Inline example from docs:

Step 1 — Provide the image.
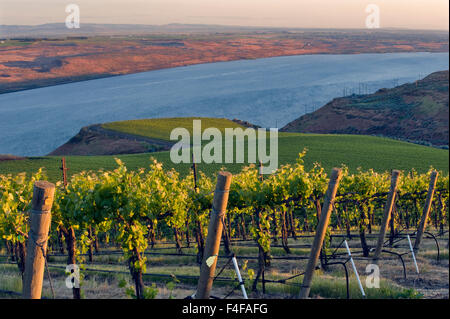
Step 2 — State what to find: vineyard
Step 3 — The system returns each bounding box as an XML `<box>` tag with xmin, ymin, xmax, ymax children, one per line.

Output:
<box><xmin>0</xmin><ymin>151</ymin><xmax>448</xmax><ymax>299</ymax></box>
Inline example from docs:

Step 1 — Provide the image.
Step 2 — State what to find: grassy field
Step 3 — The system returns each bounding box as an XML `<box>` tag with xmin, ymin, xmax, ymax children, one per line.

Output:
<box><xmin>0</xmin><ymin>40</ymin><xmax>34</xmax><ymax>47</ymax></box>
<box><xmin>0</xmin><ymin>118</ymin><xmax>448</xmax><ymax>299</ymax></box>
<box><xmin>1</xmin><ymin>233</ymin><xmax>447</xmax><ymax>299</ymax></box>
<box><xmin>0</xmin><ymin>132</ymin><xmax>448</xmax><ymax>182</ymax></box>
<box><xmin>102</xmin><ymin>117</ymin><xmax>246</xmax><ymax>141</ymax></box>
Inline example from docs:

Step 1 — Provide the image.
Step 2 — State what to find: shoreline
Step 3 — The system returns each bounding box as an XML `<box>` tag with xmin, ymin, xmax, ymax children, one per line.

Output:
<box><xmin>1</xmin><ymin>49</ymin><xmax>448</xmax><ymax>96</ymax></box>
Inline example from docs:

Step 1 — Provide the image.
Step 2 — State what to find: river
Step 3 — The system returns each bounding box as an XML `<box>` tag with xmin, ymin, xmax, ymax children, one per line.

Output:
<box><xmin>0</xmin><ymin>52</ymin><xmax>448</xmax><ymax>156</ymax></box>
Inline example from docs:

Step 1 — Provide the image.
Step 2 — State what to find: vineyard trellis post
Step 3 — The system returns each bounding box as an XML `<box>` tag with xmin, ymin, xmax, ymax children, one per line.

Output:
<box><xmin>186</xmin><ymin>154</ymin><xmax>199</xmax><ymax>249</ymax></box>
<box><xmin>60</xmin><ymin>157</ymin><xmax>68</xmax><ymax>188</ymax></box>
<box><xmin>414</xmin><ymin>171</ymin><xmax>438</xmax><ymax>252</ymax></box>
<box><xmin>259</xmin><ymin>160</ymin><xmax>263</xmax><ymax>181</ymax></box>
<box><xmin>22</xmin><ymin>181</ymin><xmax>55</xmax><ymax>299</ymax></box>
<box><xmin>299</xmin><ymin>168</ymin><xmax>342</xmax><ymax>299</ymax></box>
<box><xmin>388</xmin><ymin>203</ymin><xmax>397</xmax><ymax>247</ymax></box>
<box><xmin>56</xmin><ymin>157</ymin><xmax>68</xmax><ymax>255</ymax></box>
<box><xmin>373</xmin><ymin>170</ymin><xmax>400</xmax><ymax>262</ymax></box>
<box><xmin>192</xmin><ymin>153</ymin><xmax>198</xmax><ymax>191</ymax></box>
<box><xmin>196</xmin><ymin>171</ymin><xmax>232</xmax><ymax>299</ymax></box>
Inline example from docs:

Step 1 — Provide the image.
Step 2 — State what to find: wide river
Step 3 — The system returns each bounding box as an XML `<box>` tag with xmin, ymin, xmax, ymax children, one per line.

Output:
<box><xmin>0</xmin><ymin>52</ymin><xmax>448</xmax><ymax>156</ymax></box>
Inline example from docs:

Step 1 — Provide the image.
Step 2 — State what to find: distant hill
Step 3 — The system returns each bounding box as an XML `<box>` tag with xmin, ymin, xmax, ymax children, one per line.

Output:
<box><xmin>0</xmin><ymin>23</ymin><xmax>256</xmax><ymax>37</ymax></box>
<box><xmin>281</xmin><ymin>70</ymin><xmax>449</xmax><ymax>147</ymax></box>
<box><xmin>2</xmin><ymin>23</ymin><xmax>449</xmax><ymax>38</ymax></box>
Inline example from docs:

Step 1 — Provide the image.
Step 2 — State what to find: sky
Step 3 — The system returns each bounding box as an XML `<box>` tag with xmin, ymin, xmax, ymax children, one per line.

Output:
<box><xmin>0</xmin><ymin>0</ymin><xmax>448</xmax><ymax>30</ymax></box>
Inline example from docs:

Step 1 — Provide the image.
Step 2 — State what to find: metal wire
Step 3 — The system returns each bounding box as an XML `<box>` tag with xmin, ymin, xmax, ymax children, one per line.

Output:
<box><xmin>29</xmin><ymin>230</ymin><xmax>55</xmax><ymax>299</ymax></box>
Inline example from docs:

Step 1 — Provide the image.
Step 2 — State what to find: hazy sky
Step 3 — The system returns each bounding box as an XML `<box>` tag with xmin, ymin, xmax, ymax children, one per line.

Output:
<box><xmin>0</xmin><ymin>0</ymin><xmax>448</xmax><ymax>30</ymax></box>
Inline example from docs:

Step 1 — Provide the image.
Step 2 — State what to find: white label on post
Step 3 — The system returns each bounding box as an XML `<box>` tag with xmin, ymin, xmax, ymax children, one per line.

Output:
<box><xmin>206</xmin><ymin>255</ymin><xmax>217</xmax><ymax>268</ymax></box>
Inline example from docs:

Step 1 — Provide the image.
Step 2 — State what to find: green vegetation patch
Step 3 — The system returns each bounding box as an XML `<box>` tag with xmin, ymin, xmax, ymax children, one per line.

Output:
<box><xmin>102</xmin><ymin>117</ymin><xmax>245</xmax><ymax>141</ymax></box>
<box><xmin>0</xmin><ymin>40</ymin><xmax>34</xmax><ymax>47</ymax></box>
<box><xmin>0</xmin><ymin>133</ymin><xmax>448</xmax><ymax>182</ymax></box>
<box><xmin>267</xmin><ymin>272</ymin><xmax>422</xmax><ymax>299</ymax></box>
<box><xmin>415</xmin><ymin>96</ymin><xmax>442</xmax><ymax>116</ymax></box>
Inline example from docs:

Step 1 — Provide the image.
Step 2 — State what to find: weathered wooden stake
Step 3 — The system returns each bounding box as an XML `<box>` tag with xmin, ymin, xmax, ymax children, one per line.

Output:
<box><xmin>60</xmin><ymin>157</ymin><xmax>68</xmax><ymax>188</ymax></box>
<box><xmin>372</xmin><ymin>170</ymin><xmax>400</xmax><ymax>262</ymax></box>
<box><xmin>192</xmin><ymin>153</ymin><xmax>198</xmax><ymax>191</ymax></box>
<box><xmin>414</xmin><ymin>171</ymin><xmax>438</xmax><ymax>252</ymax></box>
<box><xmin>299</xmin><ymin>168</ymin><xmax>342</xmax><ymax>299</ymax></box>
<box><xmin>22</xmin><ymin>181</ymin><xmax>55</xmax><ymax>299</ymax></box>
<box><xmin>196</xmin><ymin>171</ymin><xmax>232</xmax><ymax>299</ymax></box>
<box><xmin>259</xmin><ymin>160</ymin><xmax>264</xmax><ymax>181</ymax></box>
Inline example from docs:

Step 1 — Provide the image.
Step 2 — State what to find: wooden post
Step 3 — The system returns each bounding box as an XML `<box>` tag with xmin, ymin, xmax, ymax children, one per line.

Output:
<box><xmin>414</xmin><ymin>171</ymin><xmax>438</xmax><ymax>252</ymax></box>
<box><xmin>388</xmin><ymin>203</ymin><xmax>397</xmax><ymax>247</ymax></box>
<box><xmin>196</xmin><ymin>171</ymin><xmax>232</xmax><ymax>299</ymax></box>
<box><xmin>299</xmin><ymin>168</ymin><xmax>342</xmax><ymax>299</ymax></box>
<box><xmin>23</xmin><ymin>181</ymin><xmax>56</xmax><ymax>299</ymax></box>
<box><xmin>192</xmin><ymin>153</ymin><xmax>198</xmax><ymax>192</ymax></box>
<box><xmin>372</xmin><ymin>170</ymin><xmax>400</xmax><ymax>262</ymax></box>
<box><xmin>60</xmin><ymin>157</ymin><xmax>68</xmax><ymax>188</ymax></box>
<box><xmin>259</xmin><ymin>160</ymin><xmax>263</xmax><ymax>181</ymax></box>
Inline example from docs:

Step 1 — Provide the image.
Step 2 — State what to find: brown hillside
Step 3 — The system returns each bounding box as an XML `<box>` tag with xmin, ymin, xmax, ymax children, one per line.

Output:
<box><xmin>1</xmin><ymin>30</ymin><xmax>448</xmax><ymax>94</ymax></box>
<box><xmin>281</xmin><ymin>70</ymin><xmax>449</xmax><ymax>146</ymax></box>
<box><xmin>49</xmin><ymin>125</ymin><xmax>172</xmax><ymax>156</ymax></box>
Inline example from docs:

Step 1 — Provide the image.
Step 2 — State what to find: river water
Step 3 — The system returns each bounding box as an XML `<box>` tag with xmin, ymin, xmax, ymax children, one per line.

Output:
<box><xmin>0</xmin><ymin>52</ymin><xmax>448</xmax><ymax>156</ymax></box>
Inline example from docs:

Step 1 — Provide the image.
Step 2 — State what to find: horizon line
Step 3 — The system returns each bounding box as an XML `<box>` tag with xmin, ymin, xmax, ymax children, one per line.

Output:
<box><xmin>0</xmin><ymin>22</ymin><xmax>448</xmax><ymax>33</ymax></box>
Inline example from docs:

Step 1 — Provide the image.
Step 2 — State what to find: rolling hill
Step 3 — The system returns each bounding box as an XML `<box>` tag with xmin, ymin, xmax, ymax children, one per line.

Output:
<box><xmin>0</xmin><ymin>117</ymin><xmax>448</xmax><ymax>182</ymax></box>
<box><xmin>281</xmin><ymin>70</ymin><xmax>449</xmax><ymax>147</ymax></box>
<box><xmin>49</xmin><ymin>118</ymin><xmax>248</xmax><ymax>156</ymax></box>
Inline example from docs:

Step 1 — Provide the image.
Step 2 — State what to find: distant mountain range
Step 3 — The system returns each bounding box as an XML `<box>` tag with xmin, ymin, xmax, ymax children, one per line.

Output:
<box><xmin>0</xmin><ymin>23</ymin><xmax>260</xmax><ymax>37</ymax></box>
<box><xmin>281</xmin><ymin>70</ymin><xmax>449</xmax><ymax>147</ymax></box>
<box><xmin>1</xmin><ymin>23</ymin><xmax>449</xmax><ymax>38</ymax></box>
